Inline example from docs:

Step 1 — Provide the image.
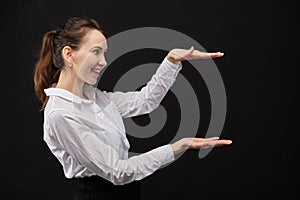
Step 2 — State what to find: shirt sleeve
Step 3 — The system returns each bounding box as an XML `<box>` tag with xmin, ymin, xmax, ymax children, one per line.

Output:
<box><xmin>48</xmin><ymin>110</ymin><xmax>175</xmax><ymax>185</ymax></box>
<box><xmin>100</xmin><ymin>57</ymin><xmax>182</xmax><ymax>118</ymax></box>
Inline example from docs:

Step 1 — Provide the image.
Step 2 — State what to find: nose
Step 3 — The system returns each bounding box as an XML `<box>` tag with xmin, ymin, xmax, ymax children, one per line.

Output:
<box><xmin>97</xmin><ymin>56</ymin><xmax>107</xmax><ymax>67</ymax></box>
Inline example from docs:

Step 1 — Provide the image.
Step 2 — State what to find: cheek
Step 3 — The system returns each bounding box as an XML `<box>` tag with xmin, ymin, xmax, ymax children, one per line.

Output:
<box><xmin>81</xmin><ymin>54</ymin><xmax>98</xmax><ymax>67</ymax></box>
<box><xmin>74</xmin><ymin>53</ymin><xmax>99</xmax><ymax>80</ymax></box>
<box><xmin>76</xmin><ymin>56</ymin><xmax>95</xmax><ymax>72</ymax></box>
<box><xmin>77</xmin><ymin>63</ymin><xmax>92</xmax><ymax>77</ymax></box>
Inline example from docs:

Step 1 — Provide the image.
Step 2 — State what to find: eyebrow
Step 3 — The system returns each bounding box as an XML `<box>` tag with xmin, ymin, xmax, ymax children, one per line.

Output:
<box><xmin>93</xmin><ymin>46</ymin><xmax>108</xmax><ymax>52</ymax></box>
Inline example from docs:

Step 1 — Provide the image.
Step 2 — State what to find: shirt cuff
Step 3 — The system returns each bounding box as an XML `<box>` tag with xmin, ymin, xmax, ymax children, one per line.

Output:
<box><xmin>163</xmin><ymin>57</ymin><xmax>182</xmax><ymax>71</ymax></box>
<box><xmin>156</xmin><ymin>144</ymin><xmax>175</xmax><ymax>166</ymax></box>
<box><xmin>156</xmin><ymin>57</ymin><xmax>182</xmax><ymax>81</ymax></box>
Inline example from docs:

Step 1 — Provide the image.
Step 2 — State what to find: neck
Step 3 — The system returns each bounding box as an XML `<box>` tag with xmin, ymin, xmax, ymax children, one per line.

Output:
<box><xmin>56</xmin><ymin>69</ymin><xmax>86</xmax><ymax>99</ymax></box>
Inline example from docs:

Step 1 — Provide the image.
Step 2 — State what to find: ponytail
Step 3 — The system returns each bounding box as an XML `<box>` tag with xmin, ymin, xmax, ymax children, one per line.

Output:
<box><xmin>34</xmin><ymin>30</ymin><xmax>60</xmax><ymax>111</ymax></box>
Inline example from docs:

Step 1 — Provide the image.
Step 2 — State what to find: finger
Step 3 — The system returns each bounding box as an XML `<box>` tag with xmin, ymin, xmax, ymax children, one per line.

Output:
<box><xmin>193</xmin><ymin>137</ymin><xmax>220</xmax><ymax>146</ymax></box>
<box><xmin>202</xmin><ymin>139</ymin><xmax>232</xmax><ymax>148</ymax></box>
<box><xmin>189</xmin><ymin>46</ymin><xmax>194</xmax><ymax>52</ymax></box>
<box><xmin>185</xmin><ymin>46</ymin><xmax>194</xmax><ymax>57</ymax></box>
<box><xmin>208</xmin><ymin>52</ymin><xmax>224</xmax><ymax>58</ymax></box>
<box><xmin>214</xmin><ymin>140</ymin><xmax>232</xmax><ymax>146</ymax></box>
<box><xmin>205</xmin><ymin>137</ymin><xmax>220</xmax><ymax>140</ymax></box>
<box><xmin>195</xmin><ymin>137</ymin><xmax>219</xmax><ymax>142</ymax></box>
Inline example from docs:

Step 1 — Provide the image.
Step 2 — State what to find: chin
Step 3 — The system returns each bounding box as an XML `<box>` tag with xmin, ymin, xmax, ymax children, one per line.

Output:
<box><xmin>87</xmin><ymin>79</ymin><xmax>97</xmax><ymax>85</ymax></box>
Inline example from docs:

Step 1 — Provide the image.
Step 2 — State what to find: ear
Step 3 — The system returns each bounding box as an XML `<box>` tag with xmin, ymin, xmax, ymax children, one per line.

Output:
<box><xmin>62</xmin><ymin>46</ymin><xmax>73</xmax><ymax>65</ymax></box>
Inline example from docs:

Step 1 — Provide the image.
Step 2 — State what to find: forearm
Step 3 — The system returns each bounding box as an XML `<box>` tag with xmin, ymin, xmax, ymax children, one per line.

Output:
<box><xmin>105</xmin><ymin>57</ymin><xmax>182</xmax><ymax>118</ymax></box>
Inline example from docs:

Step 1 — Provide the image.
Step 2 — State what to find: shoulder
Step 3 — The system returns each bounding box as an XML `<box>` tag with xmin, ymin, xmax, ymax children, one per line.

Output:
<box><xmin>44</xmin><ymin>101</ymin><xmax>73</xmax><ymax>125</ymax></box>
<box><xmin>44</xmin><ymin>110</ymin><xmax>73</xmax><ymax>132</ymax></box>
<box><xmin>44</xmin><ymin>95</ymin><xmax>73</xmax><ymax>115</ymax></box>
<box><xmin>47</xmin><ymin>109</ymin><xmax>69</xmax><ymax>121</ymax></box>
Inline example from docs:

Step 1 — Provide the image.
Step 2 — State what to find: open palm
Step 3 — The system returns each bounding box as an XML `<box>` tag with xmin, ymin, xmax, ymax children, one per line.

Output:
<box><xmin>167</xmin><ymin>46</ymin><xmax>224</xmax><ymax>64</ymax></box>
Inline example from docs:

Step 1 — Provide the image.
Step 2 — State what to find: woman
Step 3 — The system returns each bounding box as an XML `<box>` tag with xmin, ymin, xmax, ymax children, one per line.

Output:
<box><xmin>34</xmin><ymin>16</ymin><xmax>232</xmax><ymax>200</ymax></box>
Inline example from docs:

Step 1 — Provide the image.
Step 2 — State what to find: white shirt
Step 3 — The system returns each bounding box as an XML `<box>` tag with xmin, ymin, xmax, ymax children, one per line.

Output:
<box><xmin>43</xmin><ymin>57</ymin><xmax>182</xmax><ymax>185</ymax></box>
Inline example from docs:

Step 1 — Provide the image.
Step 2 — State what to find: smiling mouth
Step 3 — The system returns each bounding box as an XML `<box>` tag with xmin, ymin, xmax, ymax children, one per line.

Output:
<box><xmin>91</xmin><ymin>68</ymin><xmax>101</xmax><ymax>74</ymax></box>
<box><xmin>92</xmin><ymin>68</ymin><xmax>101</xmax><ymax>74</ymax></box>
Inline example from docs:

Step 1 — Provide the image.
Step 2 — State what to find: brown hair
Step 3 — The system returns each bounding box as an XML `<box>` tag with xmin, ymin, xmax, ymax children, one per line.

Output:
<box><xmin>33</xmin><ymin>17</ymin><xmax>101</xmax><ymax>110</ymax></box>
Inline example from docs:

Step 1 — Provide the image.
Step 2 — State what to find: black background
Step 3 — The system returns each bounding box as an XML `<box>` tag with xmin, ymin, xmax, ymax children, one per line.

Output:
<box><xmin>1</xmin><ymin>0</ymin><xmax>298</xmax><ymax>199</ymax></box>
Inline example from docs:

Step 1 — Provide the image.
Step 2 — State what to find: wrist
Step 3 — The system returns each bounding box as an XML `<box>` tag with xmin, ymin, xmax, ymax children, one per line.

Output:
<box><xmin>171</xmin><ymin>139</ymin><xmax>188</xmax><ymax>155</ymax></box>
<box><xmin>167</xmin><ymin>53</ymin><xmax>180</xmax><ymax>65</ymax></box>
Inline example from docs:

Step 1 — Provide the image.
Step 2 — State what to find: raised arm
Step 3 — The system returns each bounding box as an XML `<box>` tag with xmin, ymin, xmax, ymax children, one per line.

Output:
<box><xmin>100</xmin><ymin>57</ymin><xmax>182</xmax><ymax>118</ymax></box>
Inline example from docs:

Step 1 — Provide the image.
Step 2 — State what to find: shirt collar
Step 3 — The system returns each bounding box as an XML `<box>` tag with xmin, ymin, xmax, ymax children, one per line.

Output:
<box><xmin>44</xmin><ymin>83</ymin><xmax>96</xmax><ymax>103</ymax></box>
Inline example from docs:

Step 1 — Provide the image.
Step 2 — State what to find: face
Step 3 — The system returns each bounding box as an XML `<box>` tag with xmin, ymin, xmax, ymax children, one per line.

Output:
<box><xmin>72</xmin><ymin>29</ymin><xmax>108</xmax><ymax>85</ymax></box>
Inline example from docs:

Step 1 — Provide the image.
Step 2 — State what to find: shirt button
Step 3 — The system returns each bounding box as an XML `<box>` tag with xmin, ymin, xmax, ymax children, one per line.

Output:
<box><xmin>98</xmin><ymin>112</ymin><xmax>105</xmax><ymax>119</ymax></box>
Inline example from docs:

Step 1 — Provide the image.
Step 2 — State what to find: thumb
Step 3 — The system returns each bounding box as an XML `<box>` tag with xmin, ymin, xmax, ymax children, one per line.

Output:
<box><xmin>186</xmin><ymin>46</ymin><xmax>194</xmax><ymax>57</ymax></box>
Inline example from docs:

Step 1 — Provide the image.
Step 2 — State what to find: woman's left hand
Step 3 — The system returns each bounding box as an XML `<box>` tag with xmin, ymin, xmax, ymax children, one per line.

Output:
<box><xmin>167</xmin><ymin>46</ymin><xmax>224</xmax><ymax>64</ymax></box>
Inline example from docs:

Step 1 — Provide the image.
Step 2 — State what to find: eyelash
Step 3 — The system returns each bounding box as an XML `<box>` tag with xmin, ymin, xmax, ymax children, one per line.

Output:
<box><xmin>93</xmin><ymin>49</ymin><xmax>100</xmax><ymax>55</ymax></box>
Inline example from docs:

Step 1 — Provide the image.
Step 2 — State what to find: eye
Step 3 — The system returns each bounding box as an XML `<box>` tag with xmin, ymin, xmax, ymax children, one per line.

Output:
<box><xmin>93</xmin><ymin>49</ymin><xmax>100</xmax><ymax>55</ymax></box>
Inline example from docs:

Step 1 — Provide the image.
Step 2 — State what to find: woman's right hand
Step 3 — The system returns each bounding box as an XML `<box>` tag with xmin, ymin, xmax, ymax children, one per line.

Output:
<box><xmin>167</xmin><ymin>47</ymin><xmax>224</xmax><ymax>65</ymax></box>
<box><xmin>171</xmin><ymin>137</ymin><xmax>232</xmax><ymax>155</ymax></box>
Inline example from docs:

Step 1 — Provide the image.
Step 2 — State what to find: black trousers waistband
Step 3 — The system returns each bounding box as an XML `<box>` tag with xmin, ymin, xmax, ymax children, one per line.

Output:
<box><xmin>76</xmin><ymin>176</ymin><xmax>117</xmax><ymax>189</ymax></box>
<box><xmin>74</xmin><ymin>176</ymin><xmax>141</xmax><ymax>200</ymax></box>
